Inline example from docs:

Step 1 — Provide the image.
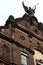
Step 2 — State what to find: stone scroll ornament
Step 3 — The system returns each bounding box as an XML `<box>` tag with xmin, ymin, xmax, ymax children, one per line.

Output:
<box><xmin>22</xmin><ymin>2</ymin><xmax>39</xmax><ymax>16</ymax></box>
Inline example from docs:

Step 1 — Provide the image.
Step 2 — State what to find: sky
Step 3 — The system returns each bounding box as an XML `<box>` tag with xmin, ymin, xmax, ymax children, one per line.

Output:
<box><xmin>0</xmin><ymin>0</ymin><xmax>43</xmax><ymax>26</ymax></box>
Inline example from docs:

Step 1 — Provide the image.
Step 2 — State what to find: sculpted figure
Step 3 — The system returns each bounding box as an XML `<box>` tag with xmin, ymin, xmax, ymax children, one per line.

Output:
<box><xmin>22</xmin><ymin>2</ymin><xmax>36</xmax><ymax>16</ymax></box>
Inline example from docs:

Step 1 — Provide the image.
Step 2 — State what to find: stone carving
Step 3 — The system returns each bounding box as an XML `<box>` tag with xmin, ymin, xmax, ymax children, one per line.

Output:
<box><xmin>37</xmin><ymin>42</ymin><xmax>43</xmax><ymax>50</ymax></box>
<box><xmin>20</xmin><ymin>35</ymin><xmax>25</xmax><ymax>40</ymax></box>
<box><xmin>22</xmin><ymin>2</ymin><xmax>36</xmax><ymax>16</ymax></box>
<box><xmin>2</xmin><ymin>45</ymin><xmax>10</xmax><ymax>61</ymax></box>
<box><xmin>3</xmin><ymin>45</ymin><xmax>10</xmax><ymax>52</ymax></box>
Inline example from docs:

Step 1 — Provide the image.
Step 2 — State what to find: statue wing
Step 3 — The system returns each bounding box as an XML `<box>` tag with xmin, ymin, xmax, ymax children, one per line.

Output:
<box><xmin>22</xmin><ymin>2</ymin><xmax>29</xmax><ymax>13</ymax></box>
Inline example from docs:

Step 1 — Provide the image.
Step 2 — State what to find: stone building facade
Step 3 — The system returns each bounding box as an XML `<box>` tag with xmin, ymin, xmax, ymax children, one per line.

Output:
<box><xmin>0</xmin><ymin>14</ymin><xmax>43</xmax><ymax>65</ymax></box>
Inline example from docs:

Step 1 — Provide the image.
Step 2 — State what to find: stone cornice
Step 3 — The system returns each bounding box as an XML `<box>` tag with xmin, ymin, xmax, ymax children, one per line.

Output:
<box><xmin>0</xmin><ymin>33</ymin><xmax>34</xmax><ymax>54</ymax></box>
<box><xmin>15</xmin><ymin>24</ymin><xmax>43</xmax><ymax>42</ymax></box>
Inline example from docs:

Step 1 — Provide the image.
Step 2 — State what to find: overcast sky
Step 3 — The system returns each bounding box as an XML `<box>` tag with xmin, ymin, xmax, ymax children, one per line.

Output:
<box><xmin>0</xmin><ymin>0</ymin><xmax>43</xmax><ymax>26</ymax></box>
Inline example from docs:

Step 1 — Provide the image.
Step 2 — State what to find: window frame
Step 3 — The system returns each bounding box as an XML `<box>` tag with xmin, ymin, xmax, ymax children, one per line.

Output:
<box><xmin>21</xmin><ymin>52</ymin><xmax>28</xmax><ymax>65</ymax></box>
<box><xmin>36</xmin><ymin>59</ymin><xmax>43</xmax><ymax>65</ymax></box>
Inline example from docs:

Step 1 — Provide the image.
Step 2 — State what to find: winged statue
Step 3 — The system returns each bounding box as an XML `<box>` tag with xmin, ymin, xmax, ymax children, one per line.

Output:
<box><xmin>22</xmin><ymin>2</ymin><xmax>36</xmax><ymax>16</ymax></box>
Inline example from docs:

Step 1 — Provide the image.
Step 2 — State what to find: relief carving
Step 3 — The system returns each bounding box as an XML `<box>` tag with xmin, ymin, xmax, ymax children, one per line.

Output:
<box><xmin>20</xmin><ymin>35</ymin><xmax>25</xmax><ymax>40</ymax></box>
<box><xmin>37</xmin><ymin>42</ymin><xmax>43</xmax><ymax>50</ymax></box>
<box><xmin>2</xmin><ymin>45</ymin><xmax>10</xmax><ymax>62</ymax></box>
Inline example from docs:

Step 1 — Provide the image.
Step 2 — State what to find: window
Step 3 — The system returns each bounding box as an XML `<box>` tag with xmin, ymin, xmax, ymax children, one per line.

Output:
<box><xmin>36</xmin><ymin>59</ymin><xmax>43</xmax><ymax>65</ymax></box>
<box><xmin>0</xmin><ymin>60</ymin><xmax>9</xmax><ymax>65</ymax></box>
<box><xmin>0</xmin><ymin>61</ymin><xmax>9</xmax><ymax>65</ymax></box>
<box><xmin>37</xmin><ymin>61</ymin><xmax>43</xmax><ymax>65</ymax></box>
<box><xmin>0</xmin><ymin>63</ymin><xmax>9</xmax><ymax>65</ymax></box>
<box><xmin>0</xmin><ymin>63</ymin><xmax>4</xmax><ymax>65</ymax></box>
<box><xmin>21</xmin><ymin>52</ymin><xmax>28</xmax><ymax>65</ymax></box>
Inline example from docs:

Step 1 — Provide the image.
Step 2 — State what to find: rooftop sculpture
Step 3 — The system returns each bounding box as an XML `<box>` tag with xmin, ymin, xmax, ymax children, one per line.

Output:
<box><xmin>22</xmin><ymin>2</ymin><xmax>39</xmax><ymax>16</ymax></box>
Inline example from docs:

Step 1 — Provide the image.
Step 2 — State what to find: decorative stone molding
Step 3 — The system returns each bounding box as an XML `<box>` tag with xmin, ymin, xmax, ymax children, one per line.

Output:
<box><xmin>20</xmin><ymin>35</ymin><xmax>25</xmax><ymax>40</ymax></box>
